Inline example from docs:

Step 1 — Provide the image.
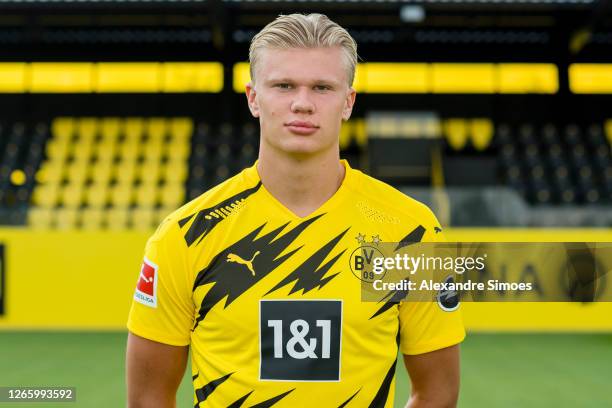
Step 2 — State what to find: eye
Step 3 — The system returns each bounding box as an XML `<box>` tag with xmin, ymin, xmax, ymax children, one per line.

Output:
<box><xmin>275</xmin><ymin>83</ymin><xmax>292</xmax><ymax>89</ymax></box>
<box><xmin>314</xmin><ymin>85</ymin><xmax>331</xmax><ymax>91</ymax></box>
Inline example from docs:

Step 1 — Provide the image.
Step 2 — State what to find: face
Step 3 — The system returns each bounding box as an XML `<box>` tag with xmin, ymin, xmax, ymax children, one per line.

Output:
<box><xmin>246</xmin><ymin>46</ymin><xmax>356</xmax><ymax>157</ymax></box>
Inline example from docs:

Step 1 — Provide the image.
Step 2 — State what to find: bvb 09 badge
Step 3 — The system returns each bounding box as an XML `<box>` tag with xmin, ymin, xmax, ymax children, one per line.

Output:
<box><xmin>349</xmin><ymin>233</ymin><xmax>386</xmax><ymax>283</ymax></box>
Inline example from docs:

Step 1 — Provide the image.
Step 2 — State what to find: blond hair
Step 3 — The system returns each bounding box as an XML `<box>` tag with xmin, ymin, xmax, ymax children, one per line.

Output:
<box><xmin>249</xmin><ymin>13</ymin><xmax>358</xmax><ymax>86</ymax></box>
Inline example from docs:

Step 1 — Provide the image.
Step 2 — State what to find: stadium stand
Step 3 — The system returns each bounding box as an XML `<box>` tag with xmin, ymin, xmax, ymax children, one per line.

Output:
<box><xmin>27</xmin><ymin>117</ymin><xmax>191</xmax><ymax>229</ymax></box>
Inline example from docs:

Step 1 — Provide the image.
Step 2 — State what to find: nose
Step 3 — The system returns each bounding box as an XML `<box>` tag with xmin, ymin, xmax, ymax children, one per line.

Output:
<box><xmin>290</xmin><ymin>87</ymin><xmax>315</xmax><ymax>114</ymax></box>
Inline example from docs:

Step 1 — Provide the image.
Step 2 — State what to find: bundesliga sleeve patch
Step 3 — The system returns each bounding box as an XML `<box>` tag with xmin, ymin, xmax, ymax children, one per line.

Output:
<box><xmin>134</xmin><ymin>257</ymin><xmax>158</xmax><ymax>308</ymax></box>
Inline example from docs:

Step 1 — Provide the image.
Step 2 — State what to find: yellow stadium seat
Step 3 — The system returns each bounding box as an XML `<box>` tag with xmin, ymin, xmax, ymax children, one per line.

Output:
<box><xmin>37</xmin><ymin>161</ymin><xmax>65</xmax><ymax>184</ymax></box>
<box><xmin>84</xmin><ymin>183</ymin><xmax>109</xmax><ymax>208</ymax></box>
<box><xmin>105</xmin><ymin>207</ymin><xmax>129</xmax><ymax>230</ymax></box>
<box><xmin>77</xmin><ymin>117</ymin><xmax>98</xmax><ymax>140</ymax></box>
<box><xmin>131</xmin><ymin>207</ymin><xmax>155</xmax><ymax>230</ymax></box>
<box><xmin>66</xmin><ymin>161</ymin><xmax>89</xmax><ymax>185</ymax></box>
<box><xmin>94</xmin><ymin>143</ymin><xmax>116</xmax><ymax>162</ymax></box>
<box><xmin>147</xmin><ymin>117</ymin><xmax>168</xmax><ymax>140</ymax></box>
<box><xmin>46</xmin><ymin>138</ymin><xmax>70</xmax><ymax>160</ymax></box>
<box><xmin>32</xmin><ymin>183</ymin><xmax>60</xmax><ymax>208</ymax></box>
<box><xmin>51</xmin><ymin>117</ymin><xmax>75</xmax><ymax>141</ymax></box>
<box><xmin>134</xmin><ymin>183</ymin><xmax>159</xmax><ymax>207</ymax></box>
<box><xmin>118</xmin><ymin>141</ymin><xmax>140</xmax><ymax>160</ymax></box>
<box><xmin>169</xmin><ymin>117</ymin><xmax>193</xmax><ymax>141</ymax></box>
<box><xmin>115</xmin><ymin>161</ymin><xmax>137</xmax><ymax>184</ymax></box>
<box><xmin>142</xmin><ymin>141</ymin><xmax>164</xmax><ymax>160</ymax></box>
<box><xmin>167</xmin><ymin>142</ymin><xmax>190</xmax><ymax>160</ymax></box>
<box><xmin>444</xmin><ymin>119</ymin><xmax>468</xmax><ymax>151</ymax></box>
<box><xmin>124</xmin><ymin>117</ymin><xmax>144</xmax><ymax>140</ymax></box>
<box><xmin>61</xmin><ymin>182</ymin><xmax>85</xmax><ymax>208</ymax></box>
<box><xmin>101</xmin><ymin>117</ymin><xmax>121</xmax><ymax>140</ymax></box>
<box><xmin>90</xmin><ymin>160</ymin><xmax>113</xmax><ymax>184</ymax></box>
<box><xmin>109</xmin><ymin>184</ymin><xmax>133</xmax><ymax>207</ymax></box>
<box><xmin>138</xmin><ymin>161</ymin><xmax>161</xmax><ymax>184</ymax></box>
<box><xmin>470</xmin><ymin>119</ymin><xmax>494</xmax><ymax>151</ymax></box>
<box><xmin>605</xmin><ymin>119</ymin><xmax>612</xmax><ymax>146</ymax></box>
<box><xmin>28</xmin><ymin>207</ymin><xmax>53</xmax><ymax>229</ymax></box>
<box><xmin>72</xmin><ymin>141</ymin><xmax>93</xmax><ymax>161</ymax></box>
<box><xmin>55</xmin><ymin>207</ymin><xmax>79</xmax><ymax>230</ymax></box>
<box><xmin>81</xmin><ymin>207</ymin><xmax>104</xmax><ymax>230</ymax></box>
<box><xmin>160</xmin><ymin>183</ymin><xmax>185</xmax><ymax>208</ymax></box>
<box><xmin>339</xmin><ymin>121</ymin><xmax>352</xmax><ymax>150</ymax></box>
<box><xmin>353</xmin><ymin>119</ymin><xmax>368</xmax><ymax>148</ymax></box>
<box><xmin>162</xmin><ymin>160</ymin><xmax>188</xmax><ymax>183</ymax></box>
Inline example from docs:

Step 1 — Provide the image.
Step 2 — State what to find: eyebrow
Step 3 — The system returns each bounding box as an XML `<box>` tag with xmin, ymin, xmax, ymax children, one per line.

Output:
<box><xmin>265</xmin><ymin>78</ymin><xmax>340</xmax><ymax>87</ymax></box>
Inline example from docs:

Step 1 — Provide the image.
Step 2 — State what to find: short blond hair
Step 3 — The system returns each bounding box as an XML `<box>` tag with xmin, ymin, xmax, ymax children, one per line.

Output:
<box><xmin>249</xmin><ymin>13</ymin><xmax>358</xmax><ymax>86</ymax></box>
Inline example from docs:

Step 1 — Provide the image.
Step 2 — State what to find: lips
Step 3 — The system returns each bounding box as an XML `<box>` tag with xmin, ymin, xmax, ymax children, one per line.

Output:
<box><xmin>285</xmin><ymin>121</ymin><xmax>319</xmax><ymax>135</ymax></box>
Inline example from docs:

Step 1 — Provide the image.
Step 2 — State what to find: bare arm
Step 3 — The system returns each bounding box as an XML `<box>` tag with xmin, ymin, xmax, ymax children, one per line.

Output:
<box><xmin>126</xmin><ymin>332</ymin><xmax>189</xmax><ymax>408</ymax></box>
<box><xmin>403</xmin><ymin>344</ymin><xmax>460</xmax><ymax>408</ymax></box>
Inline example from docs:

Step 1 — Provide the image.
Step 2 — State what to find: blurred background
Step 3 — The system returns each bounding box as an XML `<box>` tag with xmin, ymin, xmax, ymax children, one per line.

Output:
<box><xmin>0</xmin><ymin>0</ymin><xmax>610</xmax><ymax>406</ymax></box>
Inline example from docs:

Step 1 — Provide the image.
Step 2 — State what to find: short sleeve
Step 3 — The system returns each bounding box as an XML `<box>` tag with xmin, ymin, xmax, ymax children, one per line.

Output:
<box><xmin>398</xmin><ymin>209</ymin><xmax>466</xmax><ymax>355</ymax></box>
<box><xmin>127</xmin><ymin>222</ymin><xmax>194</xmax><ymax>346</ymax></box>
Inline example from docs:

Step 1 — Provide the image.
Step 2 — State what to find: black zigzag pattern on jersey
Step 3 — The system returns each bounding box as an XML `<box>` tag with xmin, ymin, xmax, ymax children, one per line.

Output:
<box><xmin>369</xmin><ymin>276</ymin><xmax>411</xmax><ymax>320</ymax></box>
<box><xmin>179</xmin><ymin>181</ymin><xmax>263</xmax><ymax>247</ymax></box>
<box><xmin>338</xmin><ymin>389</ymin><xmax>360</xmax><ymax>407</ymax></box>
<box><xmin>227</xmin><ymin>391</ymin><xmax>254</xmax><ymax>408</ymax></box>
<box><xmin>265</xmin><ymin>227</ymin><xmax>349</xmax><ymax>296</ymax></box>
<box><xmin>368</xmin><ymin>360</ymin><xmax>397</xmax><ymax>408</ymax></box>
<box><xmin>394</xmin><ymin>225</ymin><xmax>426</xmax><ymax>252</ymax></box>
<box><xmin>250</xmin><ymin>389</ymin><xmax>295</xmax><ymax>408</ymax></box>
<box><xmin>192</xmin><ymin>215</ymin><xmax>323</xmax><ymax>328</ymax></box>
<box><xmin>194</xmin><ymin>372</ymin><xmax>233</xmax><ymax>407</ymax></box>
<box><xmin>370</xmin><ymin>225</ymin><xmax>426</xmax><ymax>319</ymax></box>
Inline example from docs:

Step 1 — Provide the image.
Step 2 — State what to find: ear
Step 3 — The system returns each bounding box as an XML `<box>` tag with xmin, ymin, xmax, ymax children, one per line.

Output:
<box><xmin>246</xmin><ymin>81</ymin><xmax>260</xmax><ymax>118</ymax></box>
<box><xmin>342</xmin><ymin>87</ymin><xmax>356</xmax><ymax>121</ymax></box>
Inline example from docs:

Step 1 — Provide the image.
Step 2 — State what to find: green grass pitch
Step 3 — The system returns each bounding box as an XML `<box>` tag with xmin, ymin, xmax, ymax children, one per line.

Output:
<box><xmin>0</xmin><ymin>332</ymin><xmax>610</xmax><ymax>407</ymax></box>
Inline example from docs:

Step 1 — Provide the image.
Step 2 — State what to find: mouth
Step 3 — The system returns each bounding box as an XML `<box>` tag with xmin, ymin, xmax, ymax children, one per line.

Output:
<box><xmin>285</xmin><ymin>121</ymin><xmax>319</xmax><ymax>135</ymax></box>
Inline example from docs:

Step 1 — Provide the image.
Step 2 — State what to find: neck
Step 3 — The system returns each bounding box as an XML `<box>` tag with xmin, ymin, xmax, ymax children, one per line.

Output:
<box><xmin>257</xmin><ymin>144</ymin><xmax>345</xmax><ymax>218</ymax></box>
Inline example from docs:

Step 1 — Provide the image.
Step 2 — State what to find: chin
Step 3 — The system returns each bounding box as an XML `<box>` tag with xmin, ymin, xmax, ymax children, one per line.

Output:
<box><xmin>283</xmin><ymin>136</ymin><xmax>336</xmax><ymax>154</ymax></box>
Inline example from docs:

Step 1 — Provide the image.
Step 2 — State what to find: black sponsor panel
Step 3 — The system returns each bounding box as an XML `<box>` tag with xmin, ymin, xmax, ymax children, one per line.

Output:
<box><xmin>260</xmin><ymin>300</ymin><xmax>342</xmax><ymax>381</ymax></box>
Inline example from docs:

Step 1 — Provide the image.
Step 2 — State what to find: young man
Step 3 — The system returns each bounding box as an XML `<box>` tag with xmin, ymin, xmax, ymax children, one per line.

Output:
<box><xmin>127</xmin><ymin>13</ymin><xmax>464</xmax><ymax>408</ymax></box>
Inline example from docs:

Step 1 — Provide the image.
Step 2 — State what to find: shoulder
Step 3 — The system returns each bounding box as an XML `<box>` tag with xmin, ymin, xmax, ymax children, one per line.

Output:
<box><xmin>348</xmin><ymin>168</ymin><xmax>440</xmax><ymax>228</ymax></box>
<box><xmin>149</xmin><ymin>169</ymin><xmax>260</xmax><ymax>244</ymax></box>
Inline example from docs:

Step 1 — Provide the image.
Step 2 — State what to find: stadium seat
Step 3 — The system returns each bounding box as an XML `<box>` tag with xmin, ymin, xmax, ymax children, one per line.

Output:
<box><xmin>444</xmin><ymin>119</ymin><xmax>468</xmax><ymax>151</ymax></box>
<box><xmin>163</xmin><ymin>159</ymin><xmax>188</xmax><ymax>183</ymax></box>
<box><xmin>105</xmin><ymin>207</ymin><xmax>129</xmax><ymax>230</ymax></box>
<box><xmin>109</xmin><ymin>184</ymin><xmax>133</xmax><ymax>207</ymax></box>
<box><xmin>66</xmin><ymin>161</ymin><xmax>90</xmax><ymax>185</ymax></box>
<box><xmin>115</xmin><ymin>161</ymin><xmax>137</xmax><ymax>185</ymax></box>
<box><xmin>55</xmin><ymin>207</ymin><xmax>79</xmax><ymax>230</ymax></box>
<box><xmin>101</xmin><ymin>117</ymin><xmax>121</xmax><ymax>141</ymax></box>
<box><xmin>160</xmin><ymin>183</ymin><xmax>185</xmax><ymax>208</ymax></box>
<box><xmin>124</xmin><ymin>117</ymin><xmax>144</xmax><ymax>140</ymax></box>
<box><xmin>138</xmin><ymin>161</ymin><xmax>161</xmax><ymax>185</ymax></box>
<box><xmin>60</xmin><ymin>182</ymin><xmax>85</xmax><ymax>208</ymax></box>
<box><xmin>131</xmin><ymin>207</ymin><xmax>155</xmax><ymax>230</ymax></box>
<box><xmin>134</xmin><ymin>183</ymin><xmax>158</xmax><ymax>207</ymax></box>
<box><xmin>28</xmin><ymin>207</ymin><xmax>53</xmax><ymax>229</ymax></box>
<box><xmin>169</xmin><ymin>117</ymin><xmax>193</xmax><ymax>142</ymax></box>
<box><xmin>51</xmin><ymin>117</ymin><xmax>75</xmax><ymax>141</ymax></box>
<box><xmin>77</xmin><ymin>117</ymin><xmax>98</xmax><ymax>140</ymax></box>
<box><xmin>81</xmin><ymin>207</ymin><xmax>104</xmax><ymax>230</ymax></box>
<box><xmin>31</xmin><ymin>183</ymin><xmax>60</xmax><ymax>208</ymax></box>
<box><xmin>147</xmin><ymin>117</ymin><xmax>168</xmax><ymax>141</ymax></box>
<box><xmin>469</xmin><ymin>119</ymin><xmax>493</xmax><ymax>151</ymax></box>
<box><xmin>84</xmin><ymin>183</ymin><xmax>109</xmax><ymax>208</ymax></box>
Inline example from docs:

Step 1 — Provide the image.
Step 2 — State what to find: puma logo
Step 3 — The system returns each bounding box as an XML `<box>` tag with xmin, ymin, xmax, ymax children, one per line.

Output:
<box><xmin>226</xmin><ymin>251</ymin><xmax>260</xmax><ymax>276</ymax></box>
<box><xmin>434</xmin><ymin>227</ymin><xmax>442</xmax><ymax>234</ymax></box>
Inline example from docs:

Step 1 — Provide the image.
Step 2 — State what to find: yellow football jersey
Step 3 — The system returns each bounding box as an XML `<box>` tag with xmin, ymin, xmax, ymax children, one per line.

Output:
<box><xmin>128</xmin><ymin>160</ymin><xmax>465</xmax><ymax>407</ymax></box>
